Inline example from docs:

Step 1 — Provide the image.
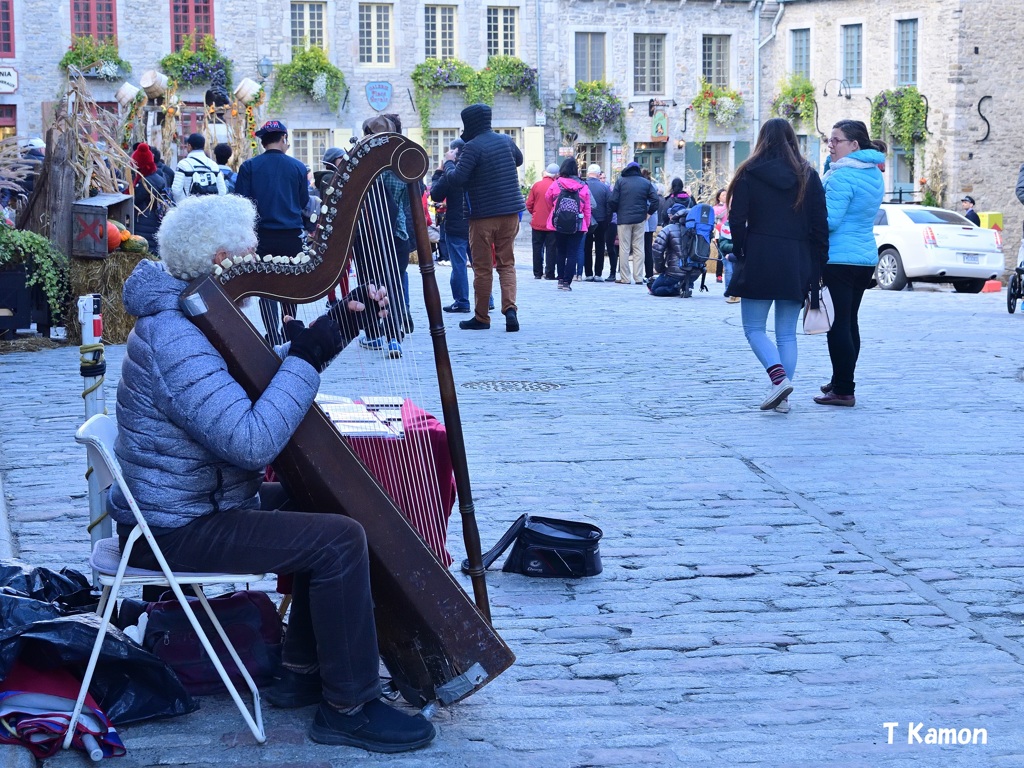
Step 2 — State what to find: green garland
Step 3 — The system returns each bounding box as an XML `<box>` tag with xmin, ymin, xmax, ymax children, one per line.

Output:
<box><xmin>159</xmin><ymin>33</ymin><xmax>232</xmax><ymax>87</ymax></box>
<box><xmin>59</xmin><ymin>36</ymin><xmax>131</xmax><ymax>80</ymax></box>
<box><xmin>870</xmin><ymin>86</ymin><xmax>927</xmax><ymax>149</ymax></box>
<box><xmin>690</xmin><ymin>77</ymin><xmax>744</xmax><ymax>144</ymax></box>
<box><xmin>0</xmin><ymin>225</ymin><xmax>69</xmax><ymax>319</ymax></box>
<box><xmin>411</xmin><ymin>56</ymin><xmax>540</xmax><ymax>135</ymax></box>
<box><xmin>771</xmin><ymin>74</ymin><xmax>815</xmax><ymax>132</ymax></box>
<box><xmin>268</xmin><ymin>48</ymin><xmax>346</xmax><ymax>112</ymax></box>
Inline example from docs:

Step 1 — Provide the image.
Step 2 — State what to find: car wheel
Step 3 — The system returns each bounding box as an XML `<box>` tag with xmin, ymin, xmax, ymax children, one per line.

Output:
<box><xmin>875</xmin><ymin>248</ymin><xmax>907</xmax><ymax>291</ymax></box>
<box><xmin>1009</xmin><ymin>273</ymin><xmax>1020</xmax><ymax>314</ymax></box>
<box><xmin>953</xmin><ymin>279</ymin><xmax>987</xmax><ymax>294</ymax></box>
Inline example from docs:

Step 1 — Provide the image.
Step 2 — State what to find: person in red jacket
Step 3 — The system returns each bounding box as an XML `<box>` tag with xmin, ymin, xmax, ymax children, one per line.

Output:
<box><xmin>526</xmin><ymin>164</ymin><xmax>559</xmax><ymax>279</ymax></box>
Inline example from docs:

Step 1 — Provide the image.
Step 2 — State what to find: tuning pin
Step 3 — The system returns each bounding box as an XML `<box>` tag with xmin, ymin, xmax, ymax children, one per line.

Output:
<box><xmin>220</xmin><ymin>258</ymin><xmax>233</xmax><ymax>269</ymax></box>
<box><xmin>325</xmin><ymin>186</ymin><xmax>335</xmax><ymax>196</ymax></box>
<box><xmin>214</xmin><ymin>266</ymin><xmax>223</xmax><ymax>276</ymax></box>
<box><xmin>263</xmin><ymin>254</ymin><xmax>273</xmax><ymax>263</ymax></box>
<box><xmin>309</xmin><ymin>213</ymin><xmax>317</xmax><ymax>223</ymax></box>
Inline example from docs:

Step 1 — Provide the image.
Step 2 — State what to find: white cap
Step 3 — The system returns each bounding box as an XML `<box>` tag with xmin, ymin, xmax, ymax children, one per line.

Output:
<box><xmin>587</xmin><ymin>163</ymin><xmax>601</xmax><ymax>175</ymax></box>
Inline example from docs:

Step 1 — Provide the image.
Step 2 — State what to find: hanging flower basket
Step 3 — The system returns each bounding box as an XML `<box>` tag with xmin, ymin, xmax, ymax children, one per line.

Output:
<box><xmin>870</xmin><ymin>86</ymin><xmax>927</xmax><ymax>149</ymax></box>
<box><xmin>771</xmin><ymin>74</ymin><xmax>816</xmax><ymax>132</ymax></box>
<box><xmin>268</xmin><ymin>47</ymin><xmax>346</xmax><ymax>112</ymax></box>
<box><xmin>569</xmin><ymin>81</ymin><xmax>626</xmax><ymax>145</ymax></box>
<box><xmin>690</xmin><ymin>77</ymin><xmax>744</xmax><ymax>143</ymax></box>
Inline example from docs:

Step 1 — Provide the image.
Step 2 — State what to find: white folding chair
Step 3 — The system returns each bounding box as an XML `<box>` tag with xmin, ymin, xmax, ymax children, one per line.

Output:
<box><xmin>65</xmin><ymin>414</ymin><xmax>266</xmax><ymax>748</ymax></box>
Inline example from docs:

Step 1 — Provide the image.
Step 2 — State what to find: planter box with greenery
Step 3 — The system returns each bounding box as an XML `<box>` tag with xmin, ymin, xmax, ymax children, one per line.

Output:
<box><xmin>690</xmin><ymin>77</ymin><xmax>744</xmax><ymax>143</ymax></box>
<box><xmin>268</xmin><ymin>47</ymin><xmax>346</xmax><ymax>112</ymax></box>
<box><xmin>411</xmin><ymin>56</ymin><xmax>540</xmax><ymax>136</ymax></box>
<box><xmin>160</xmin><ymin>34</ymin><xmax>232</xmax><ymax>88</ymax></box>
<box><xmin>562</xmin><ymin>81</ymin><xmax>626</xmax><ymax>146</ymax></box>
<box><xmin>0</xmin><ymin>225</ymin><xmax>69</xmax><ymax>333</ymax></box>
<box><xmin>60</xmin><ymin>36</ymin><xmax>131</xmax><ymax>81</ymax></box>
<box><xmin>871</xmin><ymin>86</ymin><xmax>927</xmax><ymax>152</ymax></box>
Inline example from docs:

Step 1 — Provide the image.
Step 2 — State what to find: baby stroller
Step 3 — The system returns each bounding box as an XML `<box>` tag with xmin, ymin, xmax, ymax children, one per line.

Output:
<box><xmin>679</xmin><ymin>205</ymin><xmax>716</xmax><ymax>297</ymax></box>
<box><xmin>1007</xmin><ymin>240</ymin><xmax>1024</xmax><ymax>314</ymax></box>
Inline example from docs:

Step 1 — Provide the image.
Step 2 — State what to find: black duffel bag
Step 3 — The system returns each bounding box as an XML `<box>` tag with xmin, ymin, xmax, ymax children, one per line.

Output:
<box><xmin>462</xmin><ymin>514</ymin><xmax>603</xmax><ymax>578</ymax></box>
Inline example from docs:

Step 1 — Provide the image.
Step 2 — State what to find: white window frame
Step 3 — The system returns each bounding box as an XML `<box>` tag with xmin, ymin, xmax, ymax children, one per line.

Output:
<box><xmin>424</xmin><ymin>5</ymin><xmax>457</xmax><ymax>60</ymax></box>
<box><xmin>358</xmin><ymin>3</ymin><xmax>393</xmax><ymax>66</ymax></box>
<box><xmin>701</xmin><ymin>34</ymin><xmax>731</xmax><ymax>88</ymax></box>
<box><xmin>426</xmin><ymin>128</ymin><xmax>460</xmax><ymax>172</ymax></box>
<box><xmin>895</xmin><ymin>16</ymin><xmax>918</xmax><ymax>87</ymax></box>
<box><xmin>486</xmin><ymin>6</ymin><xmax>518</xmax><ymax>58</ymax></box>
<box><xmin>574</xmin><ymin>31</ymin><xmax>605</xmax><ymax>84</ymax></box>
<box><xmin>838</xmin><ymin>20</ymin><xmax>865</xmax><ymax>90</ymax></box>
<box><xmin>790</xmin><ymin>27</ymin><xmax>811</xmax><ymax>79</ymax></box>
<box><xmin>633</xmin><ymin>32</ymin><xmax>666</xmax><ymax>96</ymax></box>
<box><xmin>291</xmin><ymin>128</ymin><xmax>331</xmax><ymax>172</ymax></box>
<box><xmin>290</xmin><ymin>1</ymin><xmax>327</xmax><ymax>51</ymax></box>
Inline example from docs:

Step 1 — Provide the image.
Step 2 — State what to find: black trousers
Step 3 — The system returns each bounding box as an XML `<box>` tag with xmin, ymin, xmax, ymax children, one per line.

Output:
<box><xmin>644</xmin><ymin>231</ymin><xmax>655</xmax><ymax>279</ymax></box>
<box><xmin>605</xmin><ymin>225</ymin><xmax>618</xmax><ymax>278</ymax></box>
<box><xmin>256</xmin><ymin>228</ymin><xmax>302</xmax><ymax>346</ymax></box>
<box><xmin>823</xmin><ymin>263</ymin><xmax>875</xmax><ymax>396</ymax></box>
<box><xmin>584</xmin><ymin>220</ymin><xmax>608</xmax><ymax>277</ymax></box>
<box><xmin>124</xmin><ymin>483</ymin><xmax>381</xmax><ymax>708</ymax></box>
<box><xmin>532</xmin><ymin>228</ymin><xmax>556</xmax><ymax>278</ymax></box>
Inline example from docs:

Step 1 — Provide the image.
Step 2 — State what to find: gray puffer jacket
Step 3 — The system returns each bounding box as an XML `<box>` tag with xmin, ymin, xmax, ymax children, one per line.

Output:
<box><xmin>110</xmin><ymin>260</ymin><xmax>320</xmax><ymax>530</ymax></box>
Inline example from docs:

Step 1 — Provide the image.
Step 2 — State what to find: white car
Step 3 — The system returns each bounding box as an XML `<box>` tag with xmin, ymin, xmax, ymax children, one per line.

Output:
<box><xmin>871</xmin><ymin>204</ymin><xmax>1005</xmax><ymax>292</ymax></box>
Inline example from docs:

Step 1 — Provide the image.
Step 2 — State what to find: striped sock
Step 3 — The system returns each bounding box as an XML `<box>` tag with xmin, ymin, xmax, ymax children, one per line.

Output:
<box><xmin>767</xmin><ymin>364</ymin><xmax>787</xmax><ymax>385</ymax></box>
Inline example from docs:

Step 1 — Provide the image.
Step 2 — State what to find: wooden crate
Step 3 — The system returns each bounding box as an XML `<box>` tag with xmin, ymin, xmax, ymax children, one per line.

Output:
<box><xmin>72</xmin><ymin>193</ymin><xmax>135</xmax><ymax>259</ymax></box>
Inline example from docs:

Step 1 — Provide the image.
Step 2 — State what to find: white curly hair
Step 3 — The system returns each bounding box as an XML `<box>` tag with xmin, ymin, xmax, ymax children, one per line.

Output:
<box><xmin>157</xmin><ymin>195</ymin><xmax>259</xmax><ymax>280</ymax></box>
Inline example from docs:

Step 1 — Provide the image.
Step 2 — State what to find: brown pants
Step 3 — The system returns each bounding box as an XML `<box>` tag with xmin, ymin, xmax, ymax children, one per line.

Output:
<box><xmin>468</xmin><ymin>214</ymin><xmax>520</xmax><ymax>323</ymax></box>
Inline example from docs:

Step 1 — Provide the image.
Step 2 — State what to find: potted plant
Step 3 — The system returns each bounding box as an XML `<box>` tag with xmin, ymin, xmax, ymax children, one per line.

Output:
<box><xmin>690</xmin><ymin>77</ymin><xmax>744</xmax><ymax>143</ymax></box>
<box><xmin>771</xmin><ymin>74</ymin><xmax>816</xmax><ymax>132</ymax></box>
<box><xmin>59</xmin><ymin>36</ymin><xmax>131</xmax><ymax>81</ymax></box>
<box><xmin>871</xmin><ymin>86</ymin><xmax>927</xmax><ymax>150</ymax></box>
<box><xmin>412</xmin><ymin>58</ymin><xmax>478</xmax><ymax>135</ymax></box>
<box><xmin>0</xmin><ymin>223</ymin><xmax>69</xmax><ymax>322</ymax></box>
<box><xmin>268</xmin><ymin>47</ymin><xmax>346</xmax><ymax>112</ymax></box>
<box><xmin>159</xmin><ymin>33</ymin><xmax>233</xmax><ymax>88</ymax></box>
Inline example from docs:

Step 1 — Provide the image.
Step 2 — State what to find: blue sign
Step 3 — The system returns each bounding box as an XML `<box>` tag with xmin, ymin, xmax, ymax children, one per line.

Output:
<box><xmin>366</xmin><ymin>81</ymin><xmax>393</xmax><ymax>112</ymax></box>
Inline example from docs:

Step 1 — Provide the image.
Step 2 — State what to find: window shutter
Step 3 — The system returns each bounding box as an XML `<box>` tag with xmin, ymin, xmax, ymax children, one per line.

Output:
<box><xmin>684</xmin><ymin>143</ymin><xmax>702</xmax><ymax>181</ymax></box>
<box><xmin>733</xmin><ymin>141</ymin><xmax>750</xmax><ymax>168</ymax></box>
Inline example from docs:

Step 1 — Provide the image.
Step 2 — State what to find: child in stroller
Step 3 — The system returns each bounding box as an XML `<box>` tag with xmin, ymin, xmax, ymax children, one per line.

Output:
<box><xmin>650</xmin><ymin>204</ymin><xmax>715</xmax><ymax>297</ymax></box>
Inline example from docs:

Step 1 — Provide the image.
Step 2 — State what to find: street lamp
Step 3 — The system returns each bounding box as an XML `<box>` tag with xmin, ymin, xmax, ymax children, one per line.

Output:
<box><xmin>257</xmin><ymin>56</ymin><xmax>274</xmax><ymax>83</ymax></box>
<box><xmin>560</xmin><ymin>86</ymin><xmax>577</xmax><ymax>110</ymax></box>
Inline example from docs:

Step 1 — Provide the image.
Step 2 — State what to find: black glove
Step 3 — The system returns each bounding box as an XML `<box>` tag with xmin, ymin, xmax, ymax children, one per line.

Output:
<box><xmin>327</xmin><ymin>284</ymin><xmax>388</xmax><ymax>344</ymax></box>
<box><xmin>286</xmin><ymin>315</ymin><xmax>343</xmax><ymax>373</ymax></box>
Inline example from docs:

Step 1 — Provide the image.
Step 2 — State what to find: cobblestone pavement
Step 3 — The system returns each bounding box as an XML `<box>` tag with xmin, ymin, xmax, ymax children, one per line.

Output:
<box><xmin>2</xmin><ymin>254</ymin><xmax>1024</xmax><ymax>767</ymax></box>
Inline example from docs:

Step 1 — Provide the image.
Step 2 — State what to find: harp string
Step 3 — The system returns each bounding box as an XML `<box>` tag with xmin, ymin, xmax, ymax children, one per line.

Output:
<box><xmin>290</xmin><ymin>170</ymin><xmax>449</xmax><ymax>560</ymax></box>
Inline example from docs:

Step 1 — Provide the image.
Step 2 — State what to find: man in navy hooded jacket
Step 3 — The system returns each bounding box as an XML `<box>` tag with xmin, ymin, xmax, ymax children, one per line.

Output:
<box><xmin>442</xmin><ymin>104</ymin><xmax>524</xmax><ymax>332</ymax></box>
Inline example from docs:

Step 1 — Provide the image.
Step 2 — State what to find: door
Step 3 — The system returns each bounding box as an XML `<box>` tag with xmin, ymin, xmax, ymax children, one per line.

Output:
<box><xmin>633</xmin><ymin>145</ymin><xmax>665</xmax><ymax>181</ymax></box>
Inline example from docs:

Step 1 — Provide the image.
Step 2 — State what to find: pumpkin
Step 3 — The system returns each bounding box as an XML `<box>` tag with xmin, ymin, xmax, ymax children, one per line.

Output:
<box><xmin>106</xmin><ymin>221</ymin><xmax>122</xmax><ymax>252</ymax></box>
<box><xmin>119</xmin><ymin>229</ymin><xmax>132</xmax><ymax>243</ymax></box>
<box><xmin>122</xmin><ymin>235</ymin><xmax>150</xmax><ymax>253</ymax></box>
<box><xmin>109</xmin><ymin>219</ymin><xmax>127</xmax><ymax>232</ymax></box>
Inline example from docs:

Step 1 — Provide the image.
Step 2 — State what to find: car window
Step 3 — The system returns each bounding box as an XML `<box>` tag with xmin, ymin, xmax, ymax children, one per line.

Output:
<box><xmin>874</xmin><ymin>210</ymin><xmax>888</xmax><ymax>226</ymax></box>
<box><xmin>903</xmin><ymin>209</ymin><xmax>972</xmax><ymax>225</ymax></box>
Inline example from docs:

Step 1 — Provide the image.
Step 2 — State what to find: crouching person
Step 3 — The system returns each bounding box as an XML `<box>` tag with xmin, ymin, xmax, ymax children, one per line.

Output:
<box><xmin>649</xmin><ymin>204</ymin><xmax>689</xmax><ymax>297</ymax></box>
<box><xmin>110</xmin><ymin>194</ymin><xmax>435</xmax><ymax>753</ymax></box>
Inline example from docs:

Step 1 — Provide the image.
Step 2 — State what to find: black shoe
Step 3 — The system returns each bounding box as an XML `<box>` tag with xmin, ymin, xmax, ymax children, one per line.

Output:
<box><xmin>264</xmin><ymin>669</ymin><xmax>322</xmax><ymax>708</ymax></box>
<box><xmin>504</xmin><ymin>308</ymin><xmax>519</xmax><ymax>332</ymax></box>
<box><xmin>403</xmin><ymin>314</ymin><xmax>414</xmax><ymax>334</ymax></box>
<box><xmin>543</xmin><ymin>275</ymin><xmax>556</xmax><ymax>280</ymax></box>
<box><xmin>443</xmin><ymin>303</ymin><xmax>471</xmax><ymax>313</ymax></box>
<box><xmin>459</xmin><ymin>317</ymin><xmax>490</xmax><ymax>330</ymax></box>
<box><xmin>308</xmin><ymin>699</ymin><xmax>435</xmax><ymax>753</ymax></box>
<box><xmin>534</xmin><ymin>274</ymin><xmax>543</xmax><ymax>280</ymax></box>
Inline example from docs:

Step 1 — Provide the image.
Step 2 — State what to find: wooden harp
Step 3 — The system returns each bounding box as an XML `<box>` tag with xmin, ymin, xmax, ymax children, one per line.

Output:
<box><xmin>178</xmin><ymin>133</ymin><xmax>514</xmax><ymax>706</ymax></box>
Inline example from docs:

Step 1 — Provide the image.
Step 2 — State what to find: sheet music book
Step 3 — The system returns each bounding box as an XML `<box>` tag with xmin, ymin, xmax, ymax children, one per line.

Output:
<box><xmin>359</xmin><ymin>396</ymin><xmax>405</xmax><ymax>410</ymax></box>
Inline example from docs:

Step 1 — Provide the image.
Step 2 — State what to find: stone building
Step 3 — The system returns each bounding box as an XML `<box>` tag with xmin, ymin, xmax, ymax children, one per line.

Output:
<box><xmin>0</xmin><ymin>0</ymin><xmax>764</xmax><ymax>186</ymax></box>
<box><xmin>757</xmin><ymin>0</ymin><xmax>1024</xmax><ymax>268</ymax></box>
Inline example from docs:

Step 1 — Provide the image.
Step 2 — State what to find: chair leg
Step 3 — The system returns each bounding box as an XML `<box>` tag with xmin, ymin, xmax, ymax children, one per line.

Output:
<box><xmin>165</xmin><ymin>582</ymin><xmax>266</xmax><ymax>744</ymax></box>
<box><xmin>62</xmin><ymin>577</ymin><xmax>125</xmax><ymax>749</ymax></box>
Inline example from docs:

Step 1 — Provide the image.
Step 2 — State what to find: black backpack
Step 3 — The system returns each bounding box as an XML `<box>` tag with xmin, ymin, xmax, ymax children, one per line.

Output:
<box><xmin>552</xmin><ymin>183</ymin><xmax>583</xmax><ymax>234</ymax></box>
<box><xmin>182</xmin><ymin>160</ymin><xmax>220</xmax><ymax>196</ymax></box>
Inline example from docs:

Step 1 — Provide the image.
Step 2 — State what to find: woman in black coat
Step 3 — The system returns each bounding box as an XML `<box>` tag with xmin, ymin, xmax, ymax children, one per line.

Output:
<box><xmin>131</xmin><ymin>143</ymin><xmax>168</xmax><ymax>255</ymax></box>
<box><xmin>724</xmin><ymin>118</ymin><xmax>828</xmax><ymax>413</ymax></box>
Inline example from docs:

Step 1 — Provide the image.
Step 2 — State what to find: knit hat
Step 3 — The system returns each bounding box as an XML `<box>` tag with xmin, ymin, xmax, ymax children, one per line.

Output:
<box><xmin>323</xmin><ymin>147</ymin><xmax>346</xmax><ymax>167</ymax></box>
<box><xmin>545</xmin><ymin>163</ymin><xmax>559</xmax><ymax>176</ymax></box>
<box><xmin>132</xmin><ymin>143</ymin><xmax>157</xmax><ymax>177</ymax></box>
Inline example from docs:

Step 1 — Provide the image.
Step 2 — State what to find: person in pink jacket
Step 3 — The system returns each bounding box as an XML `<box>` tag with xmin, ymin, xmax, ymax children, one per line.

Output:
<box><xmin>545</xmin><ymin>158</ymin><xmax>592</xmax><ymax>291</ymax></box>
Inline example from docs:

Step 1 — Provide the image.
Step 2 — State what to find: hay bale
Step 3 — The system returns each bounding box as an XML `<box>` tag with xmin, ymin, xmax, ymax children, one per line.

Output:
<box><xmin>65</xmin><ymin>250</ymin><xmax>156</xmax><ymax>345</ymax></box>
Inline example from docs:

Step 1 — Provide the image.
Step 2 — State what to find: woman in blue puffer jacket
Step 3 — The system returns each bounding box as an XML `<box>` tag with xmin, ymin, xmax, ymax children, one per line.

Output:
<box><xmin>814</xmin><ymin>120</ymin><xmax>886</xmax><ymax>408</ymax></box>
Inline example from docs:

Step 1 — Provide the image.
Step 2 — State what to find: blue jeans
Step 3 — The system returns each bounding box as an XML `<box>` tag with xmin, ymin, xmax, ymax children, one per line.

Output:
<box><xmin>723</xmin><ymin>259</ymin><xmax>734</xmax><ymax>290</ymax></box>
<box><xmin>740</xmin><ymin>298</ymin><xmax>803</xmax><ymax>379</ymax></box>
<box><xmin>557</xmin><ymin>231</ymin><xmax>585</xmax><ymax>284</ymax></box>
<box><xmin>444</xmin><ymin>231</ymin><xmax>470</xmax><ymax>309</ymax></box>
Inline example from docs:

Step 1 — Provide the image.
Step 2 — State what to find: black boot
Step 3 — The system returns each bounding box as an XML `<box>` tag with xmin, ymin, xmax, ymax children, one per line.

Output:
<box><xmin>503</xmin><ymin>308</ymin><xmax>519</xmax><ymax>332</ymax></box>
<box><xmin>308</xmin><ymin>699</ymin><xmax>435</xmax><ymax>753</ymax></box>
